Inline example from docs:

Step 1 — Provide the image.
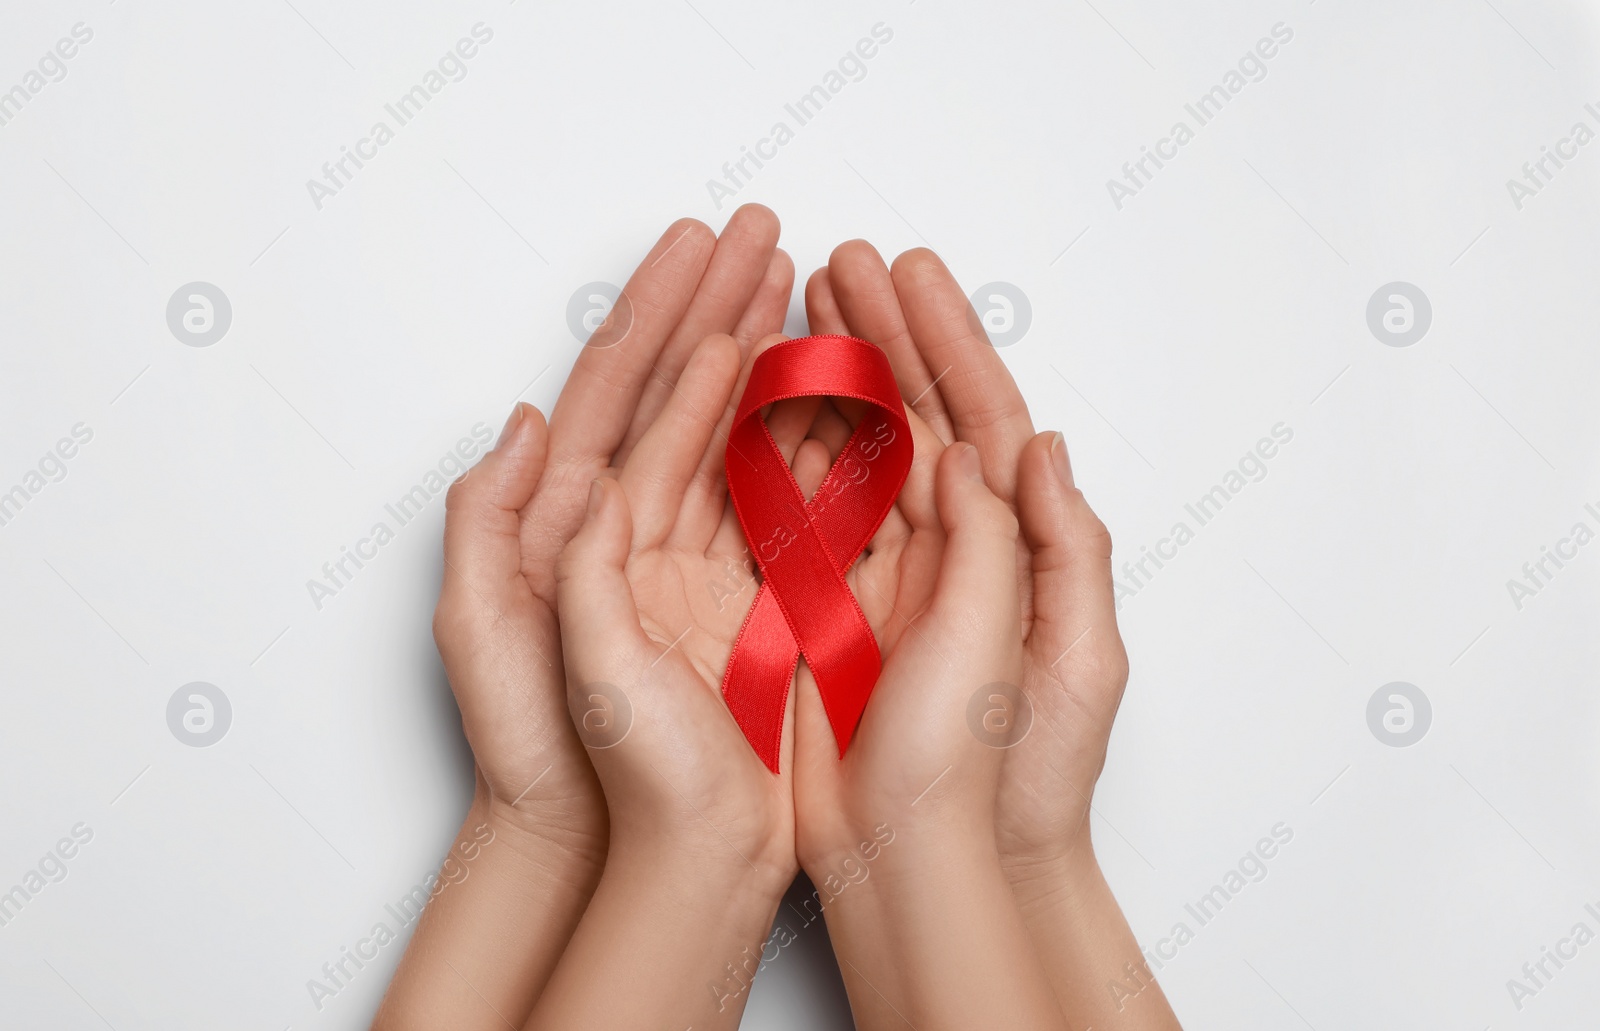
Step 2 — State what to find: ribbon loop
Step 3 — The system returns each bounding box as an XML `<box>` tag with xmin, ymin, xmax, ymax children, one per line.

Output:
<box><xmin>722</xmin><ymin>335</ymin><xmax>913</xmax><ymax>772</ymax></box>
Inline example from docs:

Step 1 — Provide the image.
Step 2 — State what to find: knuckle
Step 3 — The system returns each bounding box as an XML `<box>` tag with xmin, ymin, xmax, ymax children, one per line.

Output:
<box><xmin>990</xmin><ymin>501</ymin><xmax>1021</xmax><ymax>542</ymax></box>
<box><xmin>554</xmin><ymin>526</ymin><xmax>603</xmax><ymax>589</ymax></box>
<box><xmin>1065</xmin><ymin>494</ymin><xmax>1113</xmax><ymax>559</ymax></box>
<box><xmin>443</xmin><ymin>472</ymin><xmax>475</xmax><ymax>513</ymax></box>
<box><xmin>1099</xmin><ymin>640</ymin><xmax>1131</xmax><ymax>688</ymax></box>
<box><xmin>1055</xmin><ymin>637</ymin><xmax>1130</xmax><ymax>712</ymax></box>
<box><xmin>946</xmin><ymin>386</ymin><xmax>1017</xmax><ymax>432</ymax></box>
<box><xmin>554</xmin><ymin>541</ymin><xmax>581</xmax><ymax>587</ymax></box>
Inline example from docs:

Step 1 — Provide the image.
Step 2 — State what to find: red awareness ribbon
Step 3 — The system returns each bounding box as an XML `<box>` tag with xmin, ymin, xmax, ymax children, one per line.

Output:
<box><xmin>722</xmin><ymin>335</ymin><xmax>912</xmax><ymax>773</ymax></box>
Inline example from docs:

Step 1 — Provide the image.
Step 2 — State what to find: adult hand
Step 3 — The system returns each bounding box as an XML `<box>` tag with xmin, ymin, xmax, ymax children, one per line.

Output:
<box><xmin>376</xmin><ymin>206</ymin><xmax>792</xmax><ymax>1031</ymax></box>
<box><xmin>806</xmin><ymin>242</ymin><xmax>1180</xmax><ymax>1031</ymax></box>
<box><xmin>437</xmin><ymin>205</ymin><xmax>791</xmax><ymax>851</ymax></box>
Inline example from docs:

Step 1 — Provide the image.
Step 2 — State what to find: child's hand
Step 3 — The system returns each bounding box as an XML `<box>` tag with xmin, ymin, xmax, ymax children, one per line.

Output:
<box><xmin>788</xmin><ymin>440</ymin><xmax>1065</xmax><ymax>1029</ymax></box>
<box><xmin>553</xmin><ymin>333</ymin><xmax>796</xmax><ymax>877</ymax></box>
<box><xmin>793</xmin><ymin>440</ymin><xmax>1023</xmax><ymax>853</ymax></box>
<box><xmin>528</xmin><ymin>333</ymin><xmax>820</xmax><ymax>1029</ymax></box>
<box><xmin>784</xmin><ymin>289</ymin><xmax>954</xmax><ymax>865</ymax></box>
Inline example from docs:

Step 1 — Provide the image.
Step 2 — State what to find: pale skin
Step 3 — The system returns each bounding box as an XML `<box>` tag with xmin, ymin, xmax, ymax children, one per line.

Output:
<box><xmin>790</xmin><ymin>438</ymin><xmax>1067</xmax><ymax>1031</ymax></box>
<box><xmin>530</xmin><ymin>333</ymin><xmax>801</xmax><ymax>1029</ymax></box>
<box><xmin>372</xmin><ymin>205</ymin><xmax>794</xmax><ymax>1030</ymax></box>
<box><xmin>533</xmin><ymin>326</ymin><xmax>1074</xmax><ymax>1027</ymax></box>
<box><xmin>806</xmin><ymin>240</ymin><xmax>1183</xmax><ymax>1029</ymax></box>
<box><xmin>375</xmin><ymin>211</ymin><xmax>1184</xmax><ymax>1030</ymax></box>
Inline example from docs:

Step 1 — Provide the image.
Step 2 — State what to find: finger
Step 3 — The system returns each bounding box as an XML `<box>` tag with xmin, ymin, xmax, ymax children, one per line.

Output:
<box><xmin>766</xmin><ymin>395</ymin><xmax>824</xmax><ymax>468</ymax></box>
<box><xmin>929</xmin><ymin>444</ymin><xmax>1021</xmax><ymax>629</ymax></box>
<box><xmin>895</xmin><ymin>405</ymin><xmax>948</xmax><ymax>537</ymax></box>
<box><xmin>826</xmin><ymin>396</ymin><xmax>945</xmax><ymax>536</ymax></box>
<box><xmin>707</xmin><ymin>504</ymin><xmax>755</xmax><ymax>580</ymax></box>
<box><xmin>520</xmin><ymin>219</ymin><xmax>715</xmax><ymax>593</ymax></box>
<box><xmin>804</xmin><ymin>266</ymin><xmax>848</xmax><ymax>335</ymax></box>
<box><xmin>547</xmin><ymin>218</ymin><xmax>715</xmax><ymax>469</ymax></box>
<box><xmin>828</xmin><ymin>240</ymin><xmax>952</xmax><ymax>441</ymax></box>
<box><xmin>1016</xmin><ymin>431</ymin><xmax>1127</xmax><ymax>705</ymax></box>
<box><xmin>792</xmin><ymin>661</ymin><xmax>836</xmax><ymax>775</ymax></box>
<box><xmin>616</xmin><ymin>204</ymin><xmax>781</xmax><ymax>465</ymax></box>
<box><xmin>555</xmin><ymin>478</ymin><xmax>656</xmax><ymax>685</ymax></box>
<box><xmin>701</xmin><ymin>383</ymin><xmax>819</xmax><ymax>564</ymax></box>
<box><xmin>786</xmin><ymin>422</ymin><xmax>850</xmax><ymax>773</ymax></box>
<box><xmin>890</xmin><ymin>248</ymin><xmax>1036</xmax><ymax>502</ymax></box>
<box><xmin>674</xmin><ymin>332</ymin><xmax>789</xmax><ymax>553</ymax></box>
<box><xmin>855</xmin><ymin>405</ymin><xmax>948</xmax><ymax>639</ymax></box>
<box><xmin>619</xmin><ymin>334</ymin><xmax>742</xmax><ymax>549</ymax></box>
<box><xmin>437</xmin><ymin>403</ymin><xmax>549</xmax><ymax>644</ymax></box>
<box><xmin>791</xmin><ymin>438</ymin><xmax>832</xmax><ymax>500</ymax></box>
<box><xmin>744</xmin><ymin>327</ymin><xmax>820</xmax><ymax>470</ymax></box>
<box><xmin>807</xmin><ymin>399</ymin><xmax>854</xmax><ymax>456</ymax></box>
<box><xmin>732</xmin><ymin>248</ymin><xmax>795</xmax><ymax>349</ymax></box>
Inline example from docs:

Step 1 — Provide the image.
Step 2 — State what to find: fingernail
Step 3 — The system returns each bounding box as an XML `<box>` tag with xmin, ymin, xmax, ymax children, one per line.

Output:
<box><xmin>1051</xmin><ymin>432</ymin><xmax>1073</xmax><ymax>486</ymax></box>
<box><xmin>497</xmin><ymin>403</ymin><xmax>525</xmax><ymax>447</ymax></box>
<box><xmin>587</xmin><ymin>478</ymin><xmax>605</xmax><ymax>517</ymax></box>
<box><xmin>959</xmin><ymin>444</ymin><xmax>983</xmax><ymax>482</ymax></box>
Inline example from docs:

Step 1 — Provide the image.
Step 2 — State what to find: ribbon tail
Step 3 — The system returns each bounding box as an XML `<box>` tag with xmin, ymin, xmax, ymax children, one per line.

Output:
<box><xmin>802</xmin><ymin>617</ymin><xmax>881</xmax><ymax>759</ymax></box>
<box><xmin>720</xmin><ymin>583</ymin><xmax>797</xmax><ymax>774</ymax></box>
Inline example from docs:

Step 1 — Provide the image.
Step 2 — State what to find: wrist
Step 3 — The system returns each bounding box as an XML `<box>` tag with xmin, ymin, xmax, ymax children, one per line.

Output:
<box><xmin>806</xmin><ymin>819</ymin><xmax>1014</xmax><ymax>925</ymax></box>
<box><xmin>610</xmin><ymin>824</ymin><xmax>795</xmax><ymax>904</ymax></box>
<box><xmin>1001</xmin><ymin>838</ymin><xmax>1108</xmax><ymax>916</ymax></box>
<box><xmin>525</xmin><ymin>817</ymin><xmax>790</xmax><ymax>1028</ymax></box>
<box><xmin>796</xmin><ymin>818</ymin><xmax>901</xmax><ymax>904</ymax></box>
<box><xmin>475</xmin><ymin>788</ymin><xmax>607</xmax><ymax>883</ymax></box>
<box><xmin>801</xmin><ymin>788</ymin><xmax>1002</xmax><ymax>885</ymax></box>
<box><xmin>813</xmin><ymin>826</ymin><xmax>1068</xmax><ymax>1030</ymax></box>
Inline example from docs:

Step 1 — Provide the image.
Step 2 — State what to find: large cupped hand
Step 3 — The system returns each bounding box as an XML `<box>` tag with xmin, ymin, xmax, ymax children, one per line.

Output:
<box><xmin>433</xmin><ymin>206</ymin><xmax>791</xmax><ymax>851</ymax></box>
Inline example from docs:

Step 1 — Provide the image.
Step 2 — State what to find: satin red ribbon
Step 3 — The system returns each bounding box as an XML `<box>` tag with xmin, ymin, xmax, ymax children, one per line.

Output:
<box><xmin>722</xmin><ymin>335</ymin><xmax>913</xmax><ymax>773</ymax></box>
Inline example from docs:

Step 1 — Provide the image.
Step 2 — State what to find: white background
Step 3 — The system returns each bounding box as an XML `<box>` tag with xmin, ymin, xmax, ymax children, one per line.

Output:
<box><xmin>2</xmin><ymin>0</ymin><xmax>1598</xmax><ymax>1027</ymax></box>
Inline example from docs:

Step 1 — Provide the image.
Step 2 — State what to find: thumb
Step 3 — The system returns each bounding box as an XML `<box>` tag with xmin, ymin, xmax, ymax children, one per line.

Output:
<box><xmin>1016</xmin><ymin>431</ymin><xmax>1128</xmax><ymax>716</ymax></box>
<box><xmin>435</xmin><ymin>403</ymin><xmax>547</xmax><ymax>650</ymax></box>
<box><xmin>929</xmin><ymin>444</ymin><xmax>1021</xmax><ymax>631</ymax></box>
<box><xmin>555</xmin><ymin>477</ymin><xmax>654</xmax><ymax>688</ymax></box>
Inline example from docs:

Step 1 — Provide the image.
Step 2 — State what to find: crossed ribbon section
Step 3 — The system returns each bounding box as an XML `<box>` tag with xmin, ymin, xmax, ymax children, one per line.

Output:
<box><xmin>722</xmin><ymin>335</ymin><xmax>913</xmax><ymax>773</ymax></box>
